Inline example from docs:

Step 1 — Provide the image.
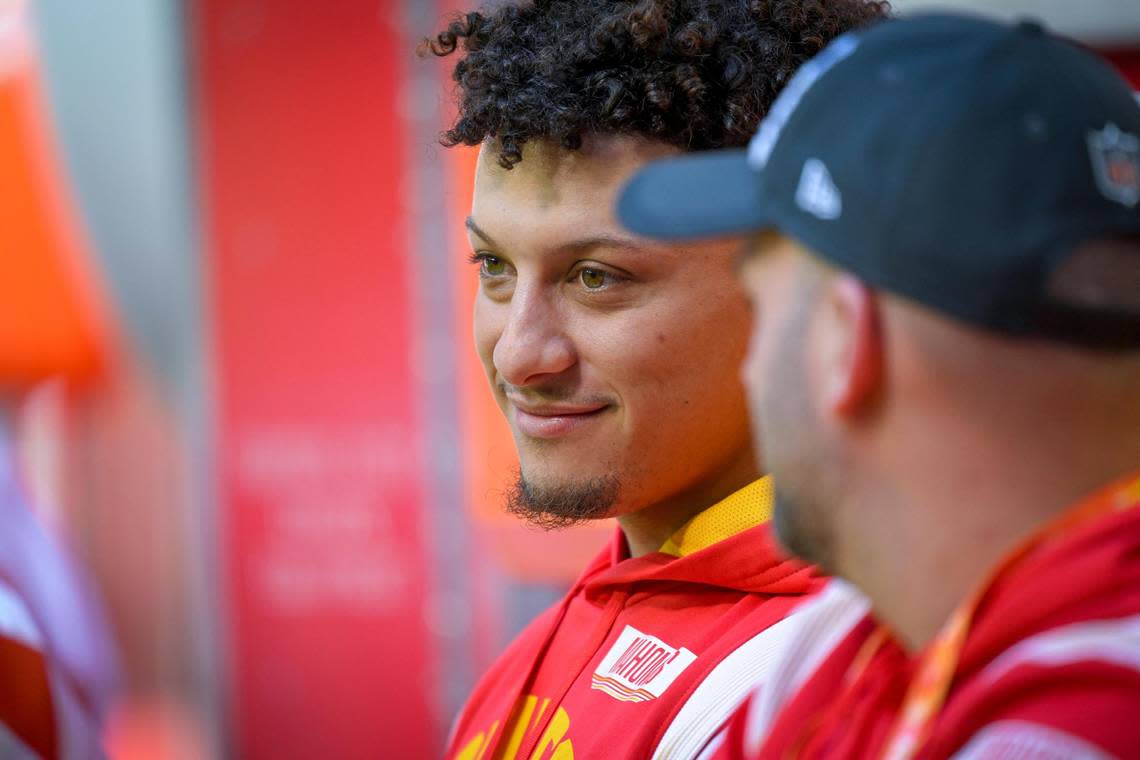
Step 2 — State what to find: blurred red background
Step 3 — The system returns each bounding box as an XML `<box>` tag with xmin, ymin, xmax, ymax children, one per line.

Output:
<box><xmin>5</xmin><ymin>0</ymin><xmax>1139</xmax><ymax>758</ymax></box>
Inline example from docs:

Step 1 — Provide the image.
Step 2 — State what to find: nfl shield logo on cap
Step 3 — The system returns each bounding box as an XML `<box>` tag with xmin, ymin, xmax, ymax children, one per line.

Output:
<box><xmin>1088</xmin><ymin>122</ymin><xmax>1140</xmax><ymax>208</ymax></box>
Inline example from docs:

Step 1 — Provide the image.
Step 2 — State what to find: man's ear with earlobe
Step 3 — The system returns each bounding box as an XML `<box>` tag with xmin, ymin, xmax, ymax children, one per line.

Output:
<box><xmin>820</xmin><ymin>273</ymin><xmax>883</xmax><ymax>417</ymax></box>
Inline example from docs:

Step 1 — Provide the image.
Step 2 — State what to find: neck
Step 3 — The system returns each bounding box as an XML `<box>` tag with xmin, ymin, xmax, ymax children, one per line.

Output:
<box><xmin>618</xmin><ymin>508</ymin><xmax>695</xmax><ymax>558</ymax></box>
<box><xmin>845</xmin><ymin>421</ymin><xmax>1140</xmax><ymax>652</ymax></box>
<box><xmin>617</xmin><ymin>455</ymin><xmax>758</xmax><ymax>558</ymax></box>
<box><xmin>848</xmin><ymin>316</ymin><xmax>1140</xmax><ymax>650</ymax></box>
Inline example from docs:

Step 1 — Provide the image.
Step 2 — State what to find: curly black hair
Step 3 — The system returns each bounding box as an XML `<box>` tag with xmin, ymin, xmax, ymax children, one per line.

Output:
<box><xmin>425</xmin><ymin>0</ymin><xmax>889</xmax><ymax>168</ymax></box>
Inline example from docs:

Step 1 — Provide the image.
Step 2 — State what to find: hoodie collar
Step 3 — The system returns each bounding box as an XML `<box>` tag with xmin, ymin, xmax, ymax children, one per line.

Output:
<box><xmin>659</xmin><ymin>476</ymin><xmax>775</xmax><ymax>557</ymax></box>
<box><xmin>585</xmin><ymin>476</ymin><xmax>821</xmax><ymax>598</ymax></box>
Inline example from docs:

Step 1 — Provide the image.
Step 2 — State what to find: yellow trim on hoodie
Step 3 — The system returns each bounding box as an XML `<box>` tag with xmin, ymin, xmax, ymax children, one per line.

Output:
<box><xmin>658</xmin><ymin>476</ymin><xmax>775</xmax><ymax>558</ymax></box>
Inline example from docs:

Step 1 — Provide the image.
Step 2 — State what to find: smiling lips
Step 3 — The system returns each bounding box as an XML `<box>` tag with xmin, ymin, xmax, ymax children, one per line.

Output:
<box><xmin>510</xmin><ymin>400</ymin><xmax>610</xmax><ymax>439</ymax></box>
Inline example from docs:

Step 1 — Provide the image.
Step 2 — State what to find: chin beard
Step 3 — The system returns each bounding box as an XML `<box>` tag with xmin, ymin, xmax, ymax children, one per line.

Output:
<box><xmin>505</xmin><ymin>470</ymin><xmax>621</xmax><ymax>530</ymax></box>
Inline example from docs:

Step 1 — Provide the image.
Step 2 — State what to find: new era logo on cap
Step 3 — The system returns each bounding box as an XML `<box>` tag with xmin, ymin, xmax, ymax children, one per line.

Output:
<box><xmin>795</xmin><ymin>159</ymin><xmax>842</xmax><ymax>220</ymax></box>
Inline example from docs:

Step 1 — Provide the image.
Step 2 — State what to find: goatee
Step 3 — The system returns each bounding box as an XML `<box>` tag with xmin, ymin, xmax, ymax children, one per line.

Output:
<box><xmin>505</xmin><ymin>470</ymin><xmax>621</xmax><ymax>530</ymax></box>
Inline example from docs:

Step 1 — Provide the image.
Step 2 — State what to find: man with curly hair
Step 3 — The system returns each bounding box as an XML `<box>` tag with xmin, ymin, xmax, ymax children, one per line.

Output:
<box><xmin>426</xmin><ymin>1</ymin><xmax>886</xmax><ymax>757</ymax></box>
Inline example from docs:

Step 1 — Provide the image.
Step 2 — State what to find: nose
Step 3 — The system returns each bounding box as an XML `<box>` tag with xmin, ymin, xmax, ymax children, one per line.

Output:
<box><xmin>491</xmin><ymin>285</ymin><xmax>576</xmax><ymax>388</ymax></box>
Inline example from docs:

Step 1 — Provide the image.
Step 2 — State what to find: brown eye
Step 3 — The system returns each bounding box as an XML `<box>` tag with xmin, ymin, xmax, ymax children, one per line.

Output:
<box><xmin>579</xmin><ymin>268</ymin><xmax>607</xmax><ymax>289</ymax></box>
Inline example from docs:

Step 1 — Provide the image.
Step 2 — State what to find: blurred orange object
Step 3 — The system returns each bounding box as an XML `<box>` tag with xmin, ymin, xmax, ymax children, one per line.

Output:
<box><xmin>0</xmin><ymin>0</ymin><xmax>111</xmax><ymax>389</ymax></box>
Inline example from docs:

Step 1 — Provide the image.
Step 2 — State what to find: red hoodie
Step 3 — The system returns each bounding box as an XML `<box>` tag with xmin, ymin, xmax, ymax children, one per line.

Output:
<box><xmin>445</xmin><ymin>477</ymin><xmax>828</xmax><ymax>760</ymax></box>
<box><xmin>718</xmin><ymin>473</ymin><xmax>1140</xmax><ymax>760</ymax></box>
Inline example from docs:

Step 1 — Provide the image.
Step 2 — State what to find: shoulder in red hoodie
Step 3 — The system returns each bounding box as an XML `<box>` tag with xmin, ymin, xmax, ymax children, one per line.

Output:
<box><xmin>720</xmin><ymin>473</ymin><xmax>1140</xmax><ymax>760</ymax></box>
<box><xmin>445</xmin><ymin>477</ymin><xmax>830</xmax><ymax>760</ymax></box>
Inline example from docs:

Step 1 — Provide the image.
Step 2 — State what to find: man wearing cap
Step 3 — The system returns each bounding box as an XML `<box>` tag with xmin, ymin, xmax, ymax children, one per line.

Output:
<box><xmin>620</xmin><ymin>13</ymin><xmax>1140</xmax><ymax>759</ymax></box>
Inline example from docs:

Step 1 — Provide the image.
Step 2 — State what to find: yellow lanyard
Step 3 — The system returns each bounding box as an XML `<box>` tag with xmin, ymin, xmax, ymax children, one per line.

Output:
<box><xmin>876</xmin><ymin>471</ymin><xmax>1140</xmax><ymax>760</ymax></box>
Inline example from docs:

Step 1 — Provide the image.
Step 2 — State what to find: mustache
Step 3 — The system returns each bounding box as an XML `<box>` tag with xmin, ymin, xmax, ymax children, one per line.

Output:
<box><xmin>496</xmin><ymin>381</ymin><xmax>615</xmax><ymax>408</ymax></box>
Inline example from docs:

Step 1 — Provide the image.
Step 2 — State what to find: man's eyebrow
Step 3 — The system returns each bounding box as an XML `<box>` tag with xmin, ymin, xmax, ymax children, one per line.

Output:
<box><xmin>465</xmin><ymin>217</ymin><xmax>499</xmax><ymax>248</ymax></box>
<box><xmin>557</xmin><ymin>234</ymin><xmax>653</xmax><ymax>254</ymax></box>
<box><xmin>465</xmin><ymin>218</ymin><xmax>657</xmax><ymax>257</ymax></box>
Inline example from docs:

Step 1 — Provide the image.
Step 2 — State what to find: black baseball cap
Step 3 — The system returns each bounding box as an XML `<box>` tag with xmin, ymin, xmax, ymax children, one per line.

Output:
<box><xmin>617</xmin><ymin>14</ymin><xmax>1140</xmax><ymax>347</ymax></box>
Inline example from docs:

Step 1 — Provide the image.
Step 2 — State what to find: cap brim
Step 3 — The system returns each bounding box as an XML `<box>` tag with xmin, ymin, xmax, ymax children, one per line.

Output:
<box><xmin>617</xmin><ymin>149</ymin><xmax>771</xmax><ymax>241</ymax></box>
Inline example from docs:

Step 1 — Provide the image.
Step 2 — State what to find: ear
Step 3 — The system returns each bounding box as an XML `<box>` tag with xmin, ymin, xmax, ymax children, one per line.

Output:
<box><xmin>819</xmin><ymin>273</ymin><xmax>883</xmax><ymax>418</ymax></box>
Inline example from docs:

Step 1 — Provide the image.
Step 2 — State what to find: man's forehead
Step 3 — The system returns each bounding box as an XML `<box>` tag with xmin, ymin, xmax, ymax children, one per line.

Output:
<box><xmin>742</xmin><ymin>231</ymin><xmax>799</xmax><ymax>260</ymax></box>
<box><xmin>467</xmin><ymin>187</ymin><xmax>619</xmax><ymax>246</ymax></box>
<box><xmin>469</xmin><ymin>137</ymin><xmax>727</xmax><ymax>261</ymax></box>
<box><xmin>736</xmin><ymin>232</ymin><xmax>828</xmax><ymax>287</ymax></box>
<box><xmin>475</xmin><ymin>135</ymin><xmax>679</xmax><ymax>204</ymax></box>
<box><xmin>465</xmin><ymin>209</ymin><xmax>664</xmax><ymax>264</ymax></box>
<box><xmin>474</xmin><ymin>141</ymin><xmax>567</xmax><ymax>209</ymax></box>
<box><xmin>470</xmin><ymin>143</ymin><xmax>638</xmax><ymax>248</ymax></box>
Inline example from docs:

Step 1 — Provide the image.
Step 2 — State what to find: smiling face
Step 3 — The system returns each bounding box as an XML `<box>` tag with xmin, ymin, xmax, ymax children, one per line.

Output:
<box><xmin>469</xmin><ymin>136</ymin><xmax>757</xmax><ymax>528</ymax></box>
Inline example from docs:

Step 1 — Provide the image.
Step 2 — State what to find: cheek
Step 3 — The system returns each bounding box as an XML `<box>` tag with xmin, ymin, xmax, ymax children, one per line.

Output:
<box><xmin>472</xmin><ymin>297</ymin><xmax>502</xmax><ymax>378</ymax></box>
<box><xmin>741</xmin><ymin>323</ymin><xmax>766</xmax><ymax>401</ymax></box>
<box><xmin>738</xmin><ymin>281</ymin><xmax>767</xmax><ymax>393</ymax></box>
<box><xmin>650</xmin><ymin>292</ymin><xmax>747</xmax><ymax>367</ymax></box>
<box><xmin>612</xmin><ymin>290</ymin><xmax>752</xmax><ymax>422</ymax></box>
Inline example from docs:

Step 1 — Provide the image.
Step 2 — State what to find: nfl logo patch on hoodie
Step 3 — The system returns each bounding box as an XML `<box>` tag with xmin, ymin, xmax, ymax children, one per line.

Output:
<box><xmin>591</xmin><ymin>625</ymin><xmax>697</xmax><ymax>703</ymax></box>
